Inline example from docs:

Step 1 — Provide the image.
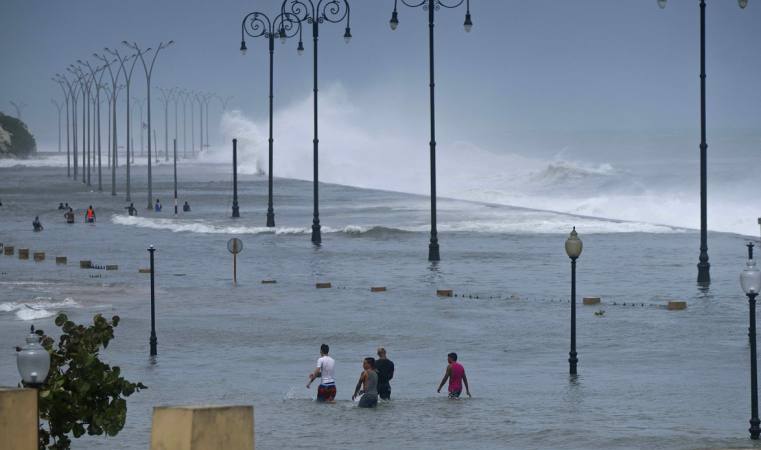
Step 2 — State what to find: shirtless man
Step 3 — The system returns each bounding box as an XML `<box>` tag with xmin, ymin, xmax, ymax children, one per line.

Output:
<box><xmin>307</xmin><ymin>344</ymin><xmax>336</xmax><ymax>403</ymax></box>
<box><xmin>437</xmin><ymin>352</ymin><xmax>471</xmax><ymax>399</ymax></box>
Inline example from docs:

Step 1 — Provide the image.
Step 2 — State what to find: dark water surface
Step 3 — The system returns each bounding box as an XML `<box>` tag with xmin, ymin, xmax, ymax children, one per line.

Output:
<box><xmin>1</xmin><ymin>162</ymin><xmax>759</xmax><ymax>450</ymax></box>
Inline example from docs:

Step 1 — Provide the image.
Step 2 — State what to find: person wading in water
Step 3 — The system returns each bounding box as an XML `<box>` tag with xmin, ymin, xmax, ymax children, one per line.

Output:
<box><xmin>437</xmin><ymin>352</ymin><xmax>471</xmax><ymax>399</ymax></box>
<box><xmin>352</xmin><ymin>357</ymin><xmax>379</xmax><ymax>408</ymax></box>
<box><xmin>375</xmin><ymin>347</ymin><xmax>394</xmax><ymax>400</ymax></box>
<box><xmin>307</xmin><ymin>344</ymin><xmax>337</xmax><ymax>403</ymax></box>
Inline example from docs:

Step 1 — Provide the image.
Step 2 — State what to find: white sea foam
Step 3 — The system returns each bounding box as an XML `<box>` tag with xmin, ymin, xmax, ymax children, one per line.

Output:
<box><xmin>0</xmin><ymin>297</ymin><xmax>79</xmax><ymax>321</ymax></box>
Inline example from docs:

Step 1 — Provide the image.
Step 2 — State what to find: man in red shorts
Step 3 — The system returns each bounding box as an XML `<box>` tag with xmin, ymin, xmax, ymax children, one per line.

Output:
<box><xmin>307</xmin><ymin>344</ymin><xmax>336</xmax><ymax>402</ymax></box>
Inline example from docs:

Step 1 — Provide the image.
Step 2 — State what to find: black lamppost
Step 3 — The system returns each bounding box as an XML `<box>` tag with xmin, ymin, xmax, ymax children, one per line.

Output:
<box><xmin>148</xmin><ymin>245</ymin><xmax>158</xmax><ymax>357</ymax></box>
<box><xmin>389</xmin><ymin>0</ymin><xmax>472</xmax><ymax>261</ymax></box>
<box><xmin>107</xmin><ymin>48</ymin><xmax>140</xmax><ymax>201</ymax></box>
<box><xmin>741</xmin><ymin>244</ymin><xmax>761</xmax><ymax>439</ymax></box>
<box><xmin>281</xmin><ymin>0</ymin><xmax>352</xmax><ymax>245</ymax></box>
<box><xmin>232</xmin><ymin>138</ymin><xmax>240</xmax><ymax>218</ymax></box>
<box><xmin>78</xmin><ymin>60</ymin><xmax>108</xmax><ymax>192</ymax></box>
<box><xmin>241</xmin><ymin>10</ymin><xmax>303</xmax><ymax>228</ymax></box>
<box><xmin>658</xmin><ymin>0</ymin><xmax>748</xmax><ymax>285</ymax></box>
<box><xmin>16</xmin><ymin>325</ymin><xmax>51</xmax><ymax>447</ymax></box>
<box><xmin>565</xmin><ymin>227</ymin><xmax>582</xmax><ymax>375</ymax></box>
<box><xmin>68</xmin><ymin>65</ymin><xmax>91</xmax><ymax>186</ymax></box>
<box><xmin>93</xmin><ymin>53</ymin><xmax>124</xmax><ymax>196</ymax></box>
<box><xmin>53</xmin><ymin>75</ymin><xmax>74</xmax><ymax>178</ymax></box>
<box><xmin>173</xmin><ymin>139</ymin><xmax>178</xmax><ymax>215</ymax></box>
<box><xmin>125</xmin><ymin>40</ymin><xmax>175</xmax><ymax>210</ymax></box>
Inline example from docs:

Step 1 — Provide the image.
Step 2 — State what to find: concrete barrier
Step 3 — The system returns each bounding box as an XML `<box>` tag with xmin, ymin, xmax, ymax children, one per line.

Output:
<box><xmin>18</xmin><ymin>249</ymin><xmax>29</xmax><ymax>260</ymax></box>
<box><xmin>316</xmin><ymin>282</ymin><xmax>332</xmax><ymax>289</ymax></box>
<box><xmin>150</xmin><ymin>405</ymin><xmax>254</xmax><ymax>450</ymax></box>
<box><xmin>261</xmin><ymin>280</ymin><xmax>277</xmax><ymax>284</ymax></box>
<box><xmin>583</xmin><ymin>297</ymin><xmax>601</xmax><ymax>305</ymax></box>
<box><xmin>106</xmin><ymin>265</ymin><xmax>118</xmax><ymax>271</ymax></box>
<box><xmin>437</xmin><ymin>289</ymin><xmax>453</xmax><ymax>297</ymax></box>
<box><xmin>33</xmin><ymin>252</ymin><xmax>45</xmax><ymax>262</ymax></box>
<box><xmin>3</xmin><ymin>246</ymin><xmax>13</xmax><ymax>256</ymax></box>
<box><xmin>0</xmin><ymin>387</ymin><xmax>38</xmax><ymax>450</ymax></box>
<box><xmin>139</xmin><ymin>268</ymin><xmax>152</xmax><ymax>273</ymax></box>
<box><xmin>80</xmin><ymin>260</ymin><xmax>92</xmax><ymax>269</ymax></box>
<box><xmin>55</xmin><ymin>256</ymin><xmax>67</xmax><ymax>265</ymax></box>
<box><xmin>371</xmin><ymin>287</ymin><xmax>387</xmax><ymax>292</ymax></box>
<box><xmin>667</xmin><ymin>301</ymin><xmax>687</xmax><ymax>311</ymax></box>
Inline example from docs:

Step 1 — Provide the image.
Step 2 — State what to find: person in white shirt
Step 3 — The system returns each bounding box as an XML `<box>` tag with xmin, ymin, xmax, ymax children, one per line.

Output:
<box><xmin>307</xmin><ymin>344</ymin><xmax>336</xmax><ymax>402</ymax></box>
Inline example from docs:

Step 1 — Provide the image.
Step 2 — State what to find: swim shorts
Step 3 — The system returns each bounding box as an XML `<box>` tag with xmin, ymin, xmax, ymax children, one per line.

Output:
<box><xmin>448</xmin><ymin>390</ymin><xmax>461</xmax><ymax>399</ymax></box>
<box><xmin>359</xmin><ymin>393</ymin><xmax>378</xmax><ymax>408</ymax></box>
<box><xmin>317</xmin><ymin>384</ymin><xmax>336</xmax><ymax>402</ymax></box>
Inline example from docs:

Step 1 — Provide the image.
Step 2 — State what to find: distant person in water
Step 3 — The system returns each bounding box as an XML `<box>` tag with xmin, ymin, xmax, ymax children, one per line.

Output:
<box><xmin>57</xmin><ymin>202</ymin><xmax>65</xmax><ymax>210</ymax></box>
<box><xmin>352</xmin><ymin>357</ymin><xmax>379</xmax><ymax>408</ymax></box>
<box><xmin>64</xmin><ymin>202</ymin><xmax>69</xmax><ymax>209</ymax></box>
<box><xmin>64</xmin><ymin>207</ymin><xmax>75</xmax><ymax>224</ymax></box>
<box><xmin>155</xmin><ymin>199</ymin><xmax>162</xmax><ymax>212</ymax></box>
<box><xmin>32</xmin><ymin>216</ymin><xmax>43</xmax><ymax>232</ymax></box>
<box><xmin>85</xmin><ymin>206</ymin><xmax>96</xmax><ymax>223</ymax></box>
<box><xmin>375</xmin><ymin>347</ymin><xmax>394</xmax><ymax>400</ymax></box>
<box><xmin>437</xmin><ymin>352</ymin><xmax>471</xmax><ymax>399</ymax></box>
<box><xmin>307</xmin><ymin>344</ymin><xmax>336</xmax><ymax>403</ymax></box>
<box><xmin>183</xmin><ymin>201</ymin><xmax>191</xmax><ymax>212</ymax></box>
<box><xmin>125</xmin><ymin>203</ymin><xmax>138</xmax><ymax>216</ymax></box>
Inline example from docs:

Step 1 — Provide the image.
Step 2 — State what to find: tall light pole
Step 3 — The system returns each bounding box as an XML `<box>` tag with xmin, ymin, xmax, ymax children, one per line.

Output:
<box><xmin>133</xmin><ymin>97</ymin><xmax>146</xmax><ymax>157</ymax></box>
<box><xmin>203</xmin><ymin>92</ymin><xmax>212</xmax><ymax>150</ymax></box>
<box><xmin>159</xmin><ymin>87</ymin><xmax>175</xmax><ymax>162</ymax></box>
<box><xmin>94</xmin><ymin>53</ymin><xmax>124</xmax><ymax>196</ymax></box>
<box><xmin>741</xmin><ymin>244</ymin><xmax>761</xmax><ymax>440</ymax></box>
<box><xmin>78</xmin><ymin>60</ymin><xmax>108</xmax><ymax>192</ymax></box>
<box><xmin>190</xmin><ymin>90</ymin><xmax>196</xmax><ymax>156</ymax></box>
<box><xmin>658</xmin><ymin>0</ymin><xmax>747</xmax><ymax>285</ymax></box>
<box><xmin>9</xmin><ymin>101</ymin><xmax>26</xmax><ymax>120</ymax></box>
<box><xmin>107</xmin><ymin>48</ymin><xmax>140</xmax><ymax>202</ymax></box>
<box><xmin>68</xmin><ymin>65</ymin><xmax>91</xmax><ymax>185</ymax></box>
<box><xmin>281</xmin><ymin>0</ymin><xmax>352</xmax><ymax>245</ymax></box>
<box><xmin>389</xmin><ymin>0</ymin><xmax>472</xmax><ymax>261</ymax></box>
<box><xmin>62</xmin><ymin>74</ymin><xmax>80</xmax><ymax>180</ymax></box>
<box><xmin>53</xmin><ymin>75</ymin><xmax>73</xmax><ymax>177</ymax></box>
<box><xmin>178</xmin><ymin>90</ymin><xmax>188</xmax><ymax>158</ymax></box>
<box><xmin>195</xmin><ymin>93</ymin><xmax>204</xmax><ymax>155</ymax></box>
<box><xmin>565</xmin><ymin>227</ymin><xmax>582</xmax><ymax>376</ymax></box>
<box><xmin>125</xmin><ymin>40</ymin><xmax>175</xmax><ymax>209</ymax></box>
<box><xmin>241</xmin><ymin>11</ymin><xmax>302</xmax><ymax>228</ymax></box>
<box><xmin>51</xmin><ymin>99</ymin><xmax>62</xmax><ymax>154</ymax></box>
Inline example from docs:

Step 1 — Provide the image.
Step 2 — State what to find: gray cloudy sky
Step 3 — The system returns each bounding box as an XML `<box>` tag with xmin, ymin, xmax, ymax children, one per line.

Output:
<box><xmin>1</xmin><ymin>0</ymin><xmax>760</xmax><ymax>162</ymax></box>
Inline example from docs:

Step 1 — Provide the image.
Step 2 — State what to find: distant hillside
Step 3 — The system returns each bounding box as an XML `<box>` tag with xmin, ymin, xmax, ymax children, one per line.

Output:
<box><xmin>0</xmin><ymin>112</ymin><xmax>36</xmax><ymax>158</ymax></box>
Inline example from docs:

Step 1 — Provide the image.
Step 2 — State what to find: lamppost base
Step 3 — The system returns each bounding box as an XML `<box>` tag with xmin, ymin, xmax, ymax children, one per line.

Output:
<box><xmin>697</xmin><ymin>261</ymin><xmax>711</xmax><ymax>285</ymax></box>
<box><xmin>428</xmin><ymin>240</ymin><xmax>440</xmax><ymax>262</ymax></box>
<box><xmin>750</xmin><ymin>417</ymin><xmax>760</xmax><ymax>440</ymax></box>
<box><xmin>312</xmin><ymin>223</ymin><xmax>321</xmax><ymax>245</ymax></box>
<box><xmin>232</xmin><ymin>204</ymin><xmax>240</xmax><ymax>219</ymax></box>
<box><xmin>266</xmin><ymin>210</ymin><xmax>275</xmax><ymax>228</ymax></box>
<box><xmin>149</xmin><ymin>336</ymin><xmax>157</xmax><ymax>357</ymax></box>
<box><xmin>569</xmin><ymin>352</ymin><xmax>578</xmax><ymax>375</ymax></box>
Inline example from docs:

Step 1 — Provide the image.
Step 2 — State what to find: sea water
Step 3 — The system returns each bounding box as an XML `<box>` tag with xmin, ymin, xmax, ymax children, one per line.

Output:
<box><xmin>0</xmin><ymin>157</ymin><xmax>758</xmax><ymax>450</ymax></box>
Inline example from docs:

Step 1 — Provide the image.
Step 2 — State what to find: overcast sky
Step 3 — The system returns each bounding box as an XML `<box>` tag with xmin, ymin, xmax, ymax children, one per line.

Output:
<box><xmin>1</xmin><ymin>0</ymin><xmax>759</xmax><ymax>162</ymax></box>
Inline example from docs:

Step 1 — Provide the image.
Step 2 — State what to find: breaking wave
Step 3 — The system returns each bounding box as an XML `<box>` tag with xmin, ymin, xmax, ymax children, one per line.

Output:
<box><xmin>0</xmin><ymin>297</ymin><xmax>79</xmax><ymax>321</ymax></box>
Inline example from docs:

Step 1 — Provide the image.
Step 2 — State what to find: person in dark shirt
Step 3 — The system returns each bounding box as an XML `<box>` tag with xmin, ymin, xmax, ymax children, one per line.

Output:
<box><xmin>182</xmin><ymin>201</ymin><xmax>191</xmax><ymax>212</ymax></box>
<box><xmin>375</xmin><ymin>347</ymin><xmax>395</xmax><ymax>400</ymax></box>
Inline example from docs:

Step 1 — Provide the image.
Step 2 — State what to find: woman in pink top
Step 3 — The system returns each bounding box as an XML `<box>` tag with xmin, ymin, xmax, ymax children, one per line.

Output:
<box><xmin>437</xmin><ymin>352</ymin><xmax>471</xmax><ymax>399</ymax></box>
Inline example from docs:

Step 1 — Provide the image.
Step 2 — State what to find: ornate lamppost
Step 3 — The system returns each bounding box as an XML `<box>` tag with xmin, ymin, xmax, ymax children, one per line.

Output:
<box><xmin>388</xmin><ymin>0</ymin><xmax>472</xmax><ymax>261</ymax></box>
<box><xmin>658</xmin><ymin>0</ymin><xmax>748</xmax><ymax>284</ymax></box>
<box><xmin>78</xmin><ymin>60</ymin><xmax>108</xmax><ymax>192</ymax></box>
<box><xmin>281</xmin><ymin>0</ymin><xmax>352</xmax><ymax>245</ymax></box>
<box><xmin>107</xmin><ymin>48</ymin><xmax>140</xmax><ymax>201</ymax></box>
<box><xmin>241</xmin><ymin>9</ymin><xmax>303</xmax><ymax>227</ymax></box>
<box><xmin>741</xmin><ymin>243</ymin><xmax>761</xmax><ymax>440</ymax></box>
<box><xmin>565</xmin><ymin>227</ymin><xmax>582</xmax><ymax>375</ymax></box>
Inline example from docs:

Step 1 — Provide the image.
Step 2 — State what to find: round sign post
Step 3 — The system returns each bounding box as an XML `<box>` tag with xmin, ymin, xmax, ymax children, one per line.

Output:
<box><xmin>227</xmin><ymin>238</ymin><xmax>243</xmax><ymax>285</ymax></box>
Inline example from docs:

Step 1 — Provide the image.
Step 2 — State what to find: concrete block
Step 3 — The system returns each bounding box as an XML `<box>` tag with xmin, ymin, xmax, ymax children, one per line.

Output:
<box><xmin>139</xmin><ymin>268</ymin><xmax>152</xmax><ymax>274</ymax></box>
<box><xmin>316</xmin><ymin>282</ymin><xmax>332</xmax><ymax>289</ymax></box>
<box><xmin>18</xmin><ymin>249</ymin><xmax>29</xmax><ymax>260</ymax></box>
<box><xmin>80</xmin><ymin>260</ymin><xmax>92</xmax><ymax>269</ymax></box>
<box><xmin>667</xmin><ymin>301</ymin><xmax>687</xmax><ymax>311</ymax></box>
<box><xmin>106</xmin><ymin>265</ymin><xmax>118</xmax><ymax>271</ymax></box>
<box><xmin>583</xmin><ymin>297</ymin><xmax>601</xmax><ymax>305</ymax></box>
<box><xmin>437</xmin><ymin>289</ymin><xmax>453</xmax><ymax>297</ymax></box>
<box><xmin>261</xmin><ymin>280</ymin><xmax>277</xmax><ymax>284</ymax></box>
<box><xmin>3</xmin><ymin>246</ymin><xmax>13</xmax><ymax>256</ymax></box>
<box><xmin>0</xmin><ymin>387</ymin><xmax>38</xmax><ymax>450</ymax></box>
<box><xmin>33</xmin><ymin>252</ymin><xmax>45</xmax><ymax>262</ymax></box>
<box><xmin>150</xmin><ymin>405</ymin><xmax>254</xmax><ymax>450</ymax></box>
<box><xmin>371</xmin><ymin>287</ymin><xmax>387</xmax><ymax>292</ymax></box>
<box><xmin>55</xmin><ymin>256</ymin><xmax>67</xmax><ymax>264</ymax></box>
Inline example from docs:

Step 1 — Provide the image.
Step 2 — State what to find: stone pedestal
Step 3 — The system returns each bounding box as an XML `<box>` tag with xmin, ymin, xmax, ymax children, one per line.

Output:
<box><xmin>151</xmin><ymin>405</ymin><xmax>254</xmax><ymax>450</ymax></box>
<box><xmin>0</xmin><ymin>387</ymin><xmax>38</xmax><ymax>450</ymax></box>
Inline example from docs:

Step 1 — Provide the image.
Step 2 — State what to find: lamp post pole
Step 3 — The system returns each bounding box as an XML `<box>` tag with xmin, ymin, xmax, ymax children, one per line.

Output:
<box><xmin>281</xmin><ymin>0</ymin><xmax>352</xmax><ymax>245</ymax></box>
<box><xmin>565</xmin><ymin>227</ymin><xmax>583</xmax><ymax>376</ymax></box>
<box><xmin>107</xmin><ymin>49</ymin><xmax>139</xmax><ymax>201</ymax></box>
<box><xmin>749</xmin><ymin>290</ymin><xmax>760</xmax><ymax>439</ymax></box>
<box><xmin>388</xmin><ymin>0</ymin><xmax>472</xmax><ymax>261</ymax></box>
<box><xmin>79</xmin><ymin>60</ymin><xmax>108</xmax><ymax>192</ymax></box>
<box><xmin>232</xmin><ymin>138</ymin><xmax>240</xmax><ymax>218</ymax></box>
<box><xmin>52</xmin><ymin>99</ymin><xmax>62</xmax><ymax>154</ymax></box>
<box><xmin>53</xmin><ymin>76</ymin><xmax>73</xmax><ymax>178</ymax></box>
<box><xmin>241</xmin><ymin>11</ymin><xmax>302</xmax><ymax>228</ymax></box>
<box><xmin>93</xmin><ymin>53</ymin><xmax>124</xmax><ymax>196</ymax></box>
<box><xmin>196</xmin><ymin>93</ymin><xmax>204</xmax><ymax>155</ymax></box>
<box><xmin>179</xmin><ymin>90</ymin><xmax>188</xmax><ymax>158</ymax></box>
<box><xmin>659</xmin><ymin>0</ymin><xmax>748</xmax><ymax>284</ymax></box>
<box><xmin>148</xmin><ymin>245</ymin><xmax>158</xmax><ymax>357</ymax></box>
<box><xmin>160</xmin><ymin>87</ymin><xmax>174</xmax><ymax>162</ymax></box>
<box><xmin>125</xmin><ymin>40</ymin><xmax>175</xmax><ymax>210</ymax></box>
<box><xmin>173</xmin><ymin>139</ymin><xmax>178</xmax><ymax>215</ymax></box>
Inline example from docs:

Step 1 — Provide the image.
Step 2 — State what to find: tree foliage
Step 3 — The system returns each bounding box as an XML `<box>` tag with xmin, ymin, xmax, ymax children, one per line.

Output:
<box><xmin>31</xmin><ymin>313</ymin><xmax>146</xmax><ymax>450</ymax></box>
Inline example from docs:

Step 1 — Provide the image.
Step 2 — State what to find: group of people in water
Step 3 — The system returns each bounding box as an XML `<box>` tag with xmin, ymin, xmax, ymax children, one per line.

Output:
<box><xmin>307</xmin><ymin>345</ymin><xmax>471</xmax><ymax>408</ymax></box>
<box><xmin>37</xmin><ymin>198</ymin><xmax>193</xmax><ymax>229</ymax></box>
<box><xmin>124</xmin><ymin>199</ymin><xmax>191</xmax><ymax>216</ymax></box>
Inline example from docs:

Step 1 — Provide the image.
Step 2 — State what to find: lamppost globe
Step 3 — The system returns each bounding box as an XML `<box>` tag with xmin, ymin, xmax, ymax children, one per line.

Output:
<box><xmin>240</xmin><ymin>41</ymin><xmax>248</xmax><ymax>55</ymax></box>
<box><xmin>297</xmin><ymin>41</ymin><xmax>305</xmax><ymax>55</ymax></box>
<box><xmin>464</xmin><ymin>13</ymin><xmax>473</xmax><ymax>33</ymax></box>
<box><xmin>742</xmin><ymin>259</ymin><xmax>761</xmax><ymax>295</ymax></box>
<box><xmin>658</xmin><ymin>0</ymin><xmax>667</xmax><ymax>9</ymax></box>
<box><xmin>739</xmin><ymin>0</ymin><xmax>749</xmax><ymax>8</ymax></box>
<box><xmin>389</xmin><ymin>11</ymin><xmax>399</xmax><ymax>30</ymax></box>
<box><xmin>16</xmin><ymin>326</ymin><xmax>50</xmax><ymax>387</ymax></box>
<box><xmin>344</xmin><ymin>27</ymin><xmax>352</xmax><ymax>44</ymax></box>
<box><xmin>565</xmin><ymin>227</ymin><xmax>583</xmax><ymax>259</ymax></box>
